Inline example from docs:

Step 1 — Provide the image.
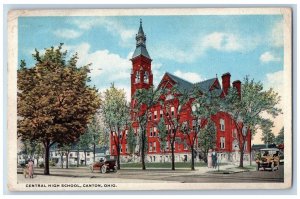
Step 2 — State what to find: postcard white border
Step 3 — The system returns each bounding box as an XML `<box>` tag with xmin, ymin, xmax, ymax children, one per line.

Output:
<box><xmin>7</xmin><ymin>7</ymin><xmax>292</xmax><ymax>191</ymax></box>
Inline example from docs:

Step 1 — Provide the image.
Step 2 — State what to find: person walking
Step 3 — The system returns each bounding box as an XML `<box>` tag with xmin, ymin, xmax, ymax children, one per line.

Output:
<box><xmin>28</xmin><ymin>159</ymin><xmax>34</xmax><ymax>178</ymax></box>
<box><xmin>212</xmin><ymin>149</ymin><xmax>218</xmax><ymax>169</ymax></box>
<box><xmin>207</xmin><ymin>149</ymin><xmax>212</xmax><ymax>168</ymax></box>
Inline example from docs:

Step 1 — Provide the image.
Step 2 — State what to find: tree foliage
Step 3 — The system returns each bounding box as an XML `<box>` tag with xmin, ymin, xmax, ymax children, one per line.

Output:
<box><xmin>127</xmin><ymin>124</ymin><xmax>137</xmax><ymax>155</ymax></box>
<box><xmin>102</xmin><ymin>84</ymin><xmax>129</xmax><ymax>169</ymax></box>
<box><xmin>275</xmin><ymin>127</ymin><xmax>284</xmax><ymax>145</ymax></box>
<box><xmin>260</xmin><ymin>119</ymin><xmax>275</xmax><ymax>144</ymax></box>
<box><xmin>222</xmin><ymin>77</ymin><xmax>281</xmax><ymax>167</ymax></box>
<box><xmin>17</xmin><ymin>44</ymin><xmax>101</xmax><ymax>174</ymax></box>
<box><xmin>132</xmin><ymin>86</ymin><xmax>161</xmax><ymax>170</ymax></box>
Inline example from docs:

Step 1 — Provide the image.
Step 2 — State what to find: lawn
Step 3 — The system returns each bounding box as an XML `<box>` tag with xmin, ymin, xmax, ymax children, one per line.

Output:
<box><xmin>120</xmin><ymin>162</ymin><xmax>227</xmax><ymax>168</ymax></box>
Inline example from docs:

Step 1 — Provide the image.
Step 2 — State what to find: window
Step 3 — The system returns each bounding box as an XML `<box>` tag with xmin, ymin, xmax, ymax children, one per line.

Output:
<box><xmin>232</xmin><ymin>129</ymin><xmax>237</xmax><ymax>138</ymax></box>
<box><xmin>144</xmin><ymin>71</ymin><xmax>149</xmax><ymax>83</ymax></box>
<box><xmin>220</xmin><ymin>137</ymin><xmax>225</xmax><ymax>149</ymax></box>
<box><xmin>160</xmin><ymin>110</ymin><xmax>163</xmax><ymax>118</ymax></box>
<box><xmin>148</xmin><ymin>112</ymin><xmax>152</xmax><ymax>121</ymax></box>
<box><xmin>126</xmin><ymin>146</ymin><xmax>128</xmax><ymax>152</ymax></box>
<box><xmin>153</xmin><ymin>142</ymin><xmax>156</xmax><ymax>152</ymax></box>
<box><xmin>171</xmin><ymin>107</ymin><xmax>175</xmax><ymax>116</ymax></box>
<box><xmin>154</xmin><ymin>111</ymin><xmax>157</xmax><ymax>120</ymax></box>
<box><xmin>149</xmin><ymin>142</ymin><xmax>152</xmax><ymax>152</ymax></box>
<box><xmin>87</xmin><ymin>152</ymin><xmax>90</xmax><ymax>156</ymax></box>
<box><xmin>153</xmin><ymin>127</ymin><xmax>157</xmax><ymax>137</ymax></box>
<box><xmin>244</xmin><ymin>141</ymin><xmax>248</xmax><ymax>151</ymax></box>
<box><xmin>135</xmin><ymin>71</ymin><xmax>140</xmax><ymax>83</ymax></box>
<box><xmin>220</xmin><ymin>119</ymin><xmax>225</xmax><ymax>131</ymax></box>
<box><xmin>120</xmin><ymin>147</ymin><xmax>123</xmax><ymax>153</ymax></box>
<box><xmin>166</xmin><ymin>141</ymin><xmax>170</xmax><ymax>150</ymax></box>
<box><xmin>150</xmin><ymin>127</ymin><xmax>153</xmax><ymax>137</ymax></box>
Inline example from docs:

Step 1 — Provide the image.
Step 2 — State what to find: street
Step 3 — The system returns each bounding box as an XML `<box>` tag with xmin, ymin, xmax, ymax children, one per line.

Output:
<box><xmin>17</xmin><ymin>164</ymin><xmax>284</xmax><ymax>183</ymax></box>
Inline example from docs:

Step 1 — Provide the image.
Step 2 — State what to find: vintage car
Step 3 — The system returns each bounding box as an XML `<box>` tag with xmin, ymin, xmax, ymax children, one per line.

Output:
<box><xmin>89</xmin><ymin>159</ymin><xmax>117</xmax><ymax>173</ymax></box>
<box><xmin>255</xmin><ymin>148</ymin><xmax>280</xmax><ymax>171</ymax></box>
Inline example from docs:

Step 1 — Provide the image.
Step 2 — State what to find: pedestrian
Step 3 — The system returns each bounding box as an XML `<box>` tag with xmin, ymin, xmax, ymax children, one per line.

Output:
<box><xmin>207</xmin><ymin>149</ymin><xmax>212</xmax><ymax>168</ymax></box>
<box><xmin>212</xmin><ymin>149</ymin><xmax>218</xmax><ymax>169</ymax></box>
<box><xmin>28</xmin><ymin>159</ymin><xmax>34</xmax><ymax>178</ymax></box>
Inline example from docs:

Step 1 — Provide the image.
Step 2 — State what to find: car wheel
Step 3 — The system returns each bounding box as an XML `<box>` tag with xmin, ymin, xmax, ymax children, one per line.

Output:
<box><xmin>101</xmin><ymin>165</ymin><xmax>107</xmax><ymax>174</ymax></box>
<box><xmin>256</xmin><ymin>164</ymin><xmax>260</xmax><ymax>171</ymax></box>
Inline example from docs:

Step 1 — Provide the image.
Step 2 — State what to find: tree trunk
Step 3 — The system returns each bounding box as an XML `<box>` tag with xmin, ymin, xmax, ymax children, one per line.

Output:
<box><xmin>43</xmin><ymin>141</ymin><xmax>50</xmax><ymax>175</ymax></box>
<box><xmin>61</xmin><ymin>154</ymin><xmax>64</xmax><ymax>168</ymax></box>
<box><xmin>84</xmin><ymin>151</ymin><xmax>87</xmax><ymax>166</ymax></box>
<box><xmin>93</xmin><ymin>143</ymin><xmax>96</xmax><ymax>162</ymax></box>
<box><xmin>239</xmin><ymin>149</ymin><xmax>244</xmax><ymax>168</ymax></box>
<box><xmin>66</xmin><ymin>152</ymin><xmax>69</xmax><ymax>169</ymax></box>
<box><xmin>117</xmin><ymin>144</ymin><xmax>121</xmax><ymax>170</ymax></box>
<box><xmin>36</xmin><ymin>157</ymin><xmax>39</xmax><ymax>168</ymax></box>
<box><xmin>77</xmin><ymin>149</ymin><xmax>79</xmax><ymax>167</ymax></box>
<box><xmin>191</xmin><ymin>146</ymin><xmax>195</xmax><ymax>170</ymax></box>
<box><xmin>171</xmin><ymin>143</ymin><xmax>175</xmax><ymax>170</ymax></box>
<box><xmin>141</xmin><ymin>134</ymin><xmax>146</xmax><ymax>170</ymax></box>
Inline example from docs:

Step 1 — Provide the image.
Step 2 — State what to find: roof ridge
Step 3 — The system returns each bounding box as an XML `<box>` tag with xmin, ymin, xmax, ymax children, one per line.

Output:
<box><xmin>165</xmin><ymin>72</ymin><xmax>193</xmax><ymax>85</ymax></box>
<box><xmin>193</xmin><ymin>77</ymin><xmax>216</xmax><ymax>85</ymax></box>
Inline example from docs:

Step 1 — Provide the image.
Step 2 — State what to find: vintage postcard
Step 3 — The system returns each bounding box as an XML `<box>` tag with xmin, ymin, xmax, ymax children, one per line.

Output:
<box><xmin>7</xmin><ymin>8</ymin><xmax>292</xmax><ymax>191</ymax></box>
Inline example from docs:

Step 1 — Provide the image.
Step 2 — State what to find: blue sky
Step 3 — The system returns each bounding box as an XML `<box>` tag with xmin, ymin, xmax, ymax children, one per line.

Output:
<box><xmin>18</xmin><ymin>15</ymin><xmax>284</xmax><ymax>143</ymax></box>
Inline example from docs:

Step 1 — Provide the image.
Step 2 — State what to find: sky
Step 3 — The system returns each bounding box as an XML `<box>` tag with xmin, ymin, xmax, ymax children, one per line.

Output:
<box><xmin>18</xmin><ymin>15</ymin><xmax>284</xmax><ymax>144</ymax></box>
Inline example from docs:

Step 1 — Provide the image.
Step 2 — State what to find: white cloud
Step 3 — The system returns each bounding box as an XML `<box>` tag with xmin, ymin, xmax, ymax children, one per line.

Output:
<box><xmin>271</xmin><ymin>20</ymin><xmax>283</xmax><ymax>47</ymax></box>
<box><xmin>260</xmin><ymin>51</ymin><xmax>281</xmax><ymax>63</ymax></box>
<box><xmin>152</xmin><ymin>31</ymin><xmax>260</xmax><ymax>63</ymax></box>
<box><xmin>264</xmin><ymin>70</ymin><xmax>284</xmax><ymax>93</ymax></box>
<box><xmin>66</xmin><ymin>43</ymin><xmax>131</xmax><ymax>81</ymax></box>
<box><xmin>202</xmin><ymin>32</ymin><xmax>242</xmax><ymax>52</ymax></box>
<box><xmin>173</xmin><ymin>70</ymin><xmax>205</xmax><ymax>83</ymax></box>
<box><xmin>53</xmin><ymin>29</ymin><xmax>82</xmax><ymax>39</ymax></box>
<box><xmin>71</xmin><ymin>18</ymin><xmax>135</xmax><ymax>46</ymax></box>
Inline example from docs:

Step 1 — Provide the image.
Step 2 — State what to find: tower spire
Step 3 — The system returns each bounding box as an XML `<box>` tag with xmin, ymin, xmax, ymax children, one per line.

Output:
<box><xmin>132</xmin><ymin>19</ymin><xmax>151</xmax><ymax>60</ymax></box>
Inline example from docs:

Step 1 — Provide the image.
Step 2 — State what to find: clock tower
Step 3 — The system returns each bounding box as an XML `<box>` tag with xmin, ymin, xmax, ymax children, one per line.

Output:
<box><xmin>130</xmin><ymin>19</ymin><xmax>153</xmax><ymax>103</ymax></box>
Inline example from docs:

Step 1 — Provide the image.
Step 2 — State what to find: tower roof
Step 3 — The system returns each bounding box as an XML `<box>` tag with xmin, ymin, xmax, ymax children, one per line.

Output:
<box><xmin>132</xmin><ymin>19</ymin><xmax>151</xmax><ymax>60</ymax></box>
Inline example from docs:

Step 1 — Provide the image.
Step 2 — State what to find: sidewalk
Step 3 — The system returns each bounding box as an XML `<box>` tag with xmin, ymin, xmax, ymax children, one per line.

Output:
<box><xmin>195</xmin><ymin>163</ymin><xmax>256</xmax><ymax>175</ymax></box>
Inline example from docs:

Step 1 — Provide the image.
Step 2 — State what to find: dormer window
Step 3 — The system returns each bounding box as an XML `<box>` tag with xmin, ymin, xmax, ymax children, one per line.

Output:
<box><xmin>144</xmin><ymin>71</ymin><xmax>149</xmax><ymax>83</ymax></box>
<box><xmin>135</xmin><ymin>71</ymin><xmax>140</xmax><ymax>83</ymax></box>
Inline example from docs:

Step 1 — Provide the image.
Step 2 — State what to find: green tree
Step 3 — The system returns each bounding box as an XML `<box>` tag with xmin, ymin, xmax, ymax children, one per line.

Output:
<box><xmin>222</xmin><ymin>77</ymin><xmax>281</xmax><ymax>167</ymax></box>
<box><xmin>157</xmin><ymin>117</ymin><xmax>167</xmax><ymax>162</ymax></box>
<box><xmin>157</xmin><ymin>85</ymin><xmax>185</xmax><ymax>170</ymax></box>
<box><xmin>127</xmin><ymin>124</ymin><xmax>137</xmax><ymax>157</ymax></box>
<box><xmin>181</xmin><ymin>88</ymin><xmax>220</xmax><ymax>170</ymax></box>
<box><xmin>260</xmin><ymin>119</ymin><xmax>275</xmax><ymax>145</ymax></box>
<box><xmin>132</xmin><ymin>87</ymin><xmax>161</xmax><ymax>170</ymax></box>
<box><xmin>78</xmin><ymin>132</ymin><xmax>92</xmax><ymax>166</ymax></box>
<box><xmin>17</xmin><ymin>44</ymin><xmax>101</xmax><ymax>175</ymax></box>
<box><xmin>198</xmin><ymin>120</ymin><xmax>216</xmax><ymax>163</ymax></box>
<box><xmin>87</xmin><ymin>113</ymin><xmax>107</xmax><ymax>163</ymax></box>
<box><xmin>275</xmin><ymin>127</ymin><xmax>284</xmax><ymax>145</ymax></box>
<box><xmin>102</xmin><ymin>84</ymin><xmax>130</xmax><ymax>169</ymax></box>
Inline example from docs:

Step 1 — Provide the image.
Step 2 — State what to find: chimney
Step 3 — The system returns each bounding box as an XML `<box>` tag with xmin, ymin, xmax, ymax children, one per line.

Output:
<box><xmin>221</xmin><ymin>72</ymin><xmax>231</xmax><ymax>95</ymax></box>
<box><xmin>232</xmin><ymin>80</ymin><xmax>241</xmax><ymax>97</ymax></box>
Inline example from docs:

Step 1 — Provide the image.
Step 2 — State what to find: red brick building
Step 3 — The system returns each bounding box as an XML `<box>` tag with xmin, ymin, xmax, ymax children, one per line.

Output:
<box><xmin>110</xmin><ymin>21</ymin><xmax>251</xmax><ymax>163</ymax></box>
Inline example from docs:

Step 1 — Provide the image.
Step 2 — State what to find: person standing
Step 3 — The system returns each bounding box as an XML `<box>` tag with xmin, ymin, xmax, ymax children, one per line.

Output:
<box><xmin>207</xmin><ymin>149</ymin><xmax>212</xmax><ymax>168</ymax></box>
<box><xmin>212</xmin><ymin>149</ymin><xmax>218</xmax><ymax>169</ymax></box>
<box><xmin>28</xmin><ymin>159</ymin><xmax>34</xmax><ymax>178</ymax></box>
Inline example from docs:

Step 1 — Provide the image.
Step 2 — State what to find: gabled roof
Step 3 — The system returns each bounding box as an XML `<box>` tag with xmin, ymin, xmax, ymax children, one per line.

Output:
<box><xmin>165</xmin><ymin>72</ymin><xmax>194</xmax><ymax>92</ymax></box>
<box><xmin>132</xmin><ymin>45</ymin><xmax>151</xmax><ymax>60</ymax></box>
<box><xmin>160</xmin><ymin>72</ymin><xmax>222</xmax><ymax>95</ymax></box>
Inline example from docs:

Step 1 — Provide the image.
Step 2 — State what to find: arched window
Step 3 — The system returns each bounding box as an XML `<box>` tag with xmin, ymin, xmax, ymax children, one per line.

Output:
<box><xmin>144</xmin><ymin>71</ymin><xmax>149</xmax><ymax>83</ymax></box>
<box><xmin>135</xmin><ymin>71</ymin><xmax>140</xmax><ymax>83</ymax></box>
